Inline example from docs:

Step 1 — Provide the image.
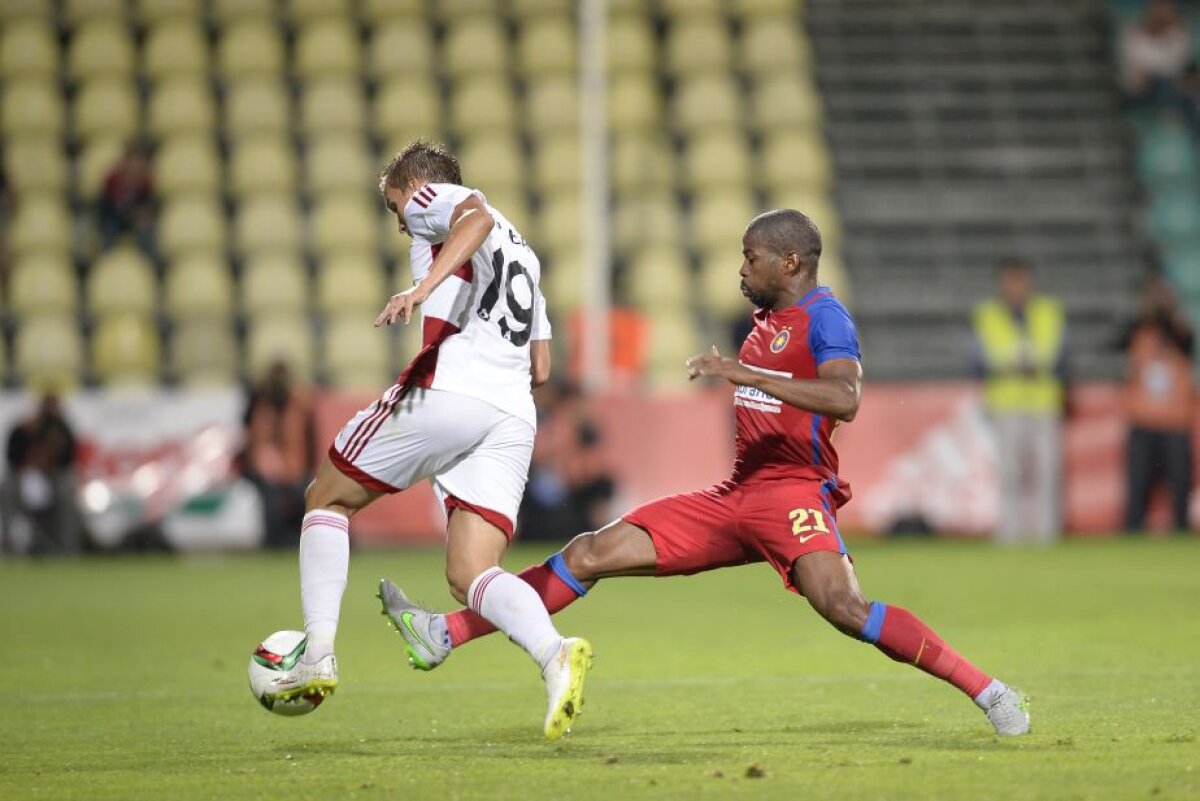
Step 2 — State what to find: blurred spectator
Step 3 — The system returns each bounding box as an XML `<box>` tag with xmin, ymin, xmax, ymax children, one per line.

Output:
<box><xmin>242</xmin><ymin>361</ymin><xmax>314</xmax><ymax>549</ymax></box>
<box><xmin>96</xmin><ymin>141</ymin><xmax>157</xmax><ymax>258</ymax></box>
<box><xmin>1121</xmin><ymin>0</ymin><xmax>1193</xmax><ymax>118</ymax></box>
<box><xmin>972</xmin><ymin>260</ymin><xmax>1068</xmax><ymax>544</ymax></box>
<box><xmin>0</xmin><ymin>393</ymin><xmax>84</xmax><ymax>555</ymax></box>
<box><xmin>1118</xmin><ymin>277</ymin><xmax>1195</xmax><ymax>533</ymax></box>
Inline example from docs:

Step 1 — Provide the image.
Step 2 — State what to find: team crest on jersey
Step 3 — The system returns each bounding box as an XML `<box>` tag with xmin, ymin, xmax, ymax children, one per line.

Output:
<box><xmin>770</xmin><ymin>328</ymin><xmax>791</xmax><ymax>353</ymax></box>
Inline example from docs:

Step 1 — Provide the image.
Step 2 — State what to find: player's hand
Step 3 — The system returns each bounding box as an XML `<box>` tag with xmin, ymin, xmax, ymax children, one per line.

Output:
<box><xmin>374</xmin><ymin>284</ymin><xmax>429</xmax><ymax>327</ymax></box>
<box><xmin>686</xmin><ymin>345</ymin><xmax>751</xmax><ymax>384</ymax></box>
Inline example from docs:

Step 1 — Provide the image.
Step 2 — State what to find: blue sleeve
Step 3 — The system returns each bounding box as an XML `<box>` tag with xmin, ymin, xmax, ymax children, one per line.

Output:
<box><xmin>808</xmin><ymin>299</ymin><xmax>861</xmax><ymax>365</ymax></box>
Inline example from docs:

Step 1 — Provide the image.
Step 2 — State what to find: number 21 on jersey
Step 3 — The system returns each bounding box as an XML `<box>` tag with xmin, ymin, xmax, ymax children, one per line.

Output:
<box><xmin>789</xmin><ymin>507</ymin><xmax>830</xmax><ymax>543</ymax></box>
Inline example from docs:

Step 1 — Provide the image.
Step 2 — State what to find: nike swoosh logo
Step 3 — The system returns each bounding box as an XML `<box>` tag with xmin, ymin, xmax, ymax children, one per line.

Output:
<box><xmin>796</xmin><ymin>531</ymin><xmax>826</xmax><ymax>544</ymax></box>
<box><xmin>400</xmin><ymin>611</ymin><xmax>436</xmax><ymax>652</ymax></box>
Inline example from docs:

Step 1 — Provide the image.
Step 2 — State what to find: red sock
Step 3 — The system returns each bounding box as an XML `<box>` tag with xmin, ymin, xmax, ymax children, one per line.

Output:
<box><xmin>445</xmin><ymin>562</ymin><xmax>583</xmax><ymax>647</ymax></box>
<box><xmin>868</xmin><ymin>604</ymin><xmax>992</xmax><ymax>699</ymax></box>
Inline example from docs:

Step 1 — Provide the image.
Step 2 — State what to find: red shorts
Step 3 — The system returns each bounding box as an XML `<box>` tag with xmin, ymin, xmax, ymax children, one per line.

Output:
<box><xmin>623</xmin><ymin>479</ymin><xmax>848</xmax><ymax>594</ymax></box>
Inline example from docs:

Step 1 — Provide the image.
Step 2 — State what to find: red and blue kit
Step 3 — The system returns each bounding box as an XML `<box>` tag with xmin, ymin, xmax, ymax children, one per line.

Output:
<box><xmin>624</xmin><ymin>286</ymin><xmax>861</xmax><ymax>592</ymax></box>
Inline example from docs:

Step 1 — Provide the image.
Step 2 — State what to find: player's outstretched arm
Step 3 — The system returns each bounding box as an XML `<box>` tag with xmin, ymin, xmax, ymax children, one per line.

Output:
<box><xmin>686</xmin><ymin>347</ymin><xmax>862</xmax><ymax>421</ymax></box>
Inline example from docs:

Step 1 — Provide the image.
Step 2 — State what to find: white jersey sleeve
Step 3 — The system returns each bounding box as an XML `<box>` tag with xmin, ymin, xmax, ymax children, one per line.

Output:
<box><xmin>532</xmin><ymin>284</ymin><xmax>551</xmax><ymax>342</ymax></box>
<box><xmin>404</xmin><ymin>183</ymin><xmax>477</xmax><ymax>242</ymax></box>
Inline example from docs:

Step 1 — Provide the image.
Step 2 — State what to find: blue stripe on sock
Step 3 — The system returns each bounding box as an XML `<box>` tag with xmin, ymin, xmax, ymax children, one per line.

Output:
<box><xmin>546</xmin><ymin>552</ymin><xmax>588</xmax><ymax>597</ymax></box>
<box><xmin>860</xmin><ymin>601</ymin><xmax>888</xmax><ymax>643</ymax></box>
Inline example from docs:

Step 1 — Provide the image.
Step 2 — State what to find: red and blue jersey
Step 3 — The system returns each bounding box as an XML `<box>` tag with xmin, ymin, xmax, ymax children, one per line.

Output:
<box><xmin>731</xmin><ymin>286</ymin><xmax>861</xmax><ymax>506</ymax></box>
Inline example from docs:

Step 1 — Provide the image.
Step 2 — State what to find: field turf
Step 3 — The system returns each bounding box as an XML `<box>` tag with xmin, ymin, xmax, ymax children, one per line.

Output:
<box><xmin>2</xmin><ymin>538</ymin><xmax>1197</xmax><ymax>800</ymax></box>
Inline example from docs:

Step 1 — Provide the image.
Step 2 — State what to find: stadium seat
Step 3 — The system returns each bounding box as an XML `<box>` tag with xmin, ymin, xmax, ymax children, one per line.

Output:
<box><xmin>14</xmin><ymin>315</ymin><xmax>84</xmax><ymax>392</ymax></box>
<box><xmin>525</xmin><ymin>76</ymin><xmax>579</xmax><ymax>135</ymax></box>
<box><xmin>611</xmin><ymin>134</ymin><xmax>676</xmax><ymax>194</ymax></box>
<box><xmin>368</xmin><ymin>22</ymin><xmax>436</xmax><ymax>81</ymax></box>
<box><xmin>148</xmin><ymin>78</ymin><xmax>216</xmax><ymax>138</ymax></box>
<box><xmin>739</xmin><ymin>14</ymin><xmax>811</xmax><ymax>75</ymax></box>
<box><xmin>766</xmin><ymin>188</ymin><xmax>843</xmax><ymax>246</ymax></box>
<box><xmin>730</xmin><ymin>0</ymin><xmax>799</xmax><ymax>16</ymax></box>
<box><xmin>664</xmin><ymin>16</ymin><xmax>732</xmax><ymax>76</ymax></box>
<box><xmin>241</xmin><ymin>253</ymin><xmax>309</xmax><ymax>316</ymax></box>
<box><xmin>92</xmin><ymin>312</ymin><xmax>162</xmax><ymax>387</ymax></box>
<box><xmin>315</xmin><ymin>251</ymin><xmax>387</xmax><ymax>315</ymax></box>
<box><xmin>449</xmin><ymin>76</ymin><xmax>519</xmax><ymax>136</ymax></box>
<box><xmin>659</xmin><ymin>0</ymin><xmax>725</xmax><ymax>18</ymax></box>
<box><xmin>170</xmin><ymin>319</ymin><xmax>239</xmax><ymax>387</ymax></box>
<box><xmin>750</xmin><ymin>74</ymin><xmax>823</xmax><ymax>132</ymax></box>
<box><xmin>607</xmin><ymin>15</ymin><xmax>656</xmax><ymax>74</ymax></box>
<box><xmin>433</xmin><ymin>0</ymin><xmax>501</xmax><ymax>19</ymax></box>
<box><xmin>608</xmin><ymin>74</ymin><xmax>663</xmax><ymax>134</ymax></box>
<box><xmin>164</xmin><ymin>252</ymin><xmax>235</xmax><ymax>321</ymax></box>
<box><xmin>443</xmin><ymin>18</ymin><xmax>509</xmax><ymax>77</ymax></box>
<box><xmin>159</xmin><ymin>195</ymin><xmax>227</xmax><ymax>258</ymax></box>
<box><xmin>311</xmin><ymin>195</ymin><xmax>379</xmax><ymax>256</ymax></box>
<box><xmin>72</xmin><ymin>78</ymin><xmax>139</xmax><ymax>142</ymax></box>
<box><xmin>134</xmin><ymin>0</ymin><xmax>203</xmax><ymax>25</ymax></box>
<box><xmin>541</xmin><ymin>250</ymin><xmax>584</xmax><ymax>312</ymax></box>
<box><xmin>511</xmin><ymin>0</ymin><xmax>573</xmax><ymax>17</ymax></box>
<box><xmin>235</xmin><ymin>195</ymin><xmax>303</xmax><ymax>258</ymax></box>
<box><xmin>287</xmin><ymin>0</ymin><xmax>353</xmax><ymax>22</ymax></box>
<box><xmin>228</xmin><ymin>136</ymin><xmax>298</xmax><ymax>197</ymax></box>
<box><xmin>9</xmin><ymin>254</ymin><xmax>77</xmax><ymax>317</ymax></box>
<box><xmin>1</xmin><ymin>20</ymin><xmax>58</xmax><ymax>78</ymax></box>
<box><xmin>626</xmin><ymin>246</ymin><xmax>692</xmax><ymax>308</ymax></box>
<box><xmin>246</xmin><ymin>314</ymin><xmax>315</xmax><ymax>382</ymax></box>
<box><xmin>672</xmin><ymin>74</ymin><xmax>742</xmax><ymax>132</ymax></box>
<box><xmin>360</xmin><ymin>0</ymin><xmax>425</xmax><ymax>23</ymax></box>
<box><xmin>217</xmin><ymin>20</ymin><xmax>285</xmax><ymax>79</ymax></box>
<box><xmin>1149</xmin><ymin>188</ymin><xmax>1200</xmax><ymax>244</ymax></box>
<box><xmin>459</xmin><ymin>135</ymin><xmax>527</xmax><ymax>192</ymax></box>
<box><xmin>143</xmin><ymin>20</ymin><xmax>209</xmax><ymax>81</ymax></box>
<box><xmin>4</xmin><ymin>138</ymin><xmax>67</xmax><ymax>195</ymax></box>
<box><xmin>373</xmin><ymin>79</ymin><xmax>443</xmax><ymax>144</ymax></box>
<box><xmin>76</xmin><ymin>138</ymin><xmax>126</xmax><ymax>202</ymax></box>
<box><xmin>10</xmin><ymin>197</ymin><xmax>72</xmax><ymax>256</ymax></box>
<box><xmin>305</xmin><ymin>136</ymin><xmax>373</xmax><ymax>197</ymax></box>
<box><xmin>0</xmin><ymin>0</ymin><xmax>54</xmax><ymax>21</ymax></box>
<box><xmin>1137</xmin><ymin>122</ymin><xmax>1198</xmax><ymax>186</ymax></box>
<box><xmin>646</xmin><ymin>310</ymin><xmax>701</xmax><ymax>390</ymax></box>
<box><xmin>517</xmin><ymin>16</ymin><xmax>576</xmax><ymax>75</ymax></box>
<box><xmin>88</xmin><ymin>245</ymin><xmax>158</xmax><ymax>317</ymax></box>
<box><xmin>698</xmin><ymin>248</ymin><xmax>751</xmax><ymax>318</ymax></box>
<box><xmin>156</xmin><ymin>135</ymin><xmax>222</xmax><ymax>196</ymax></box>
<box><xmin>759</xmin><ymin>131</ymin><xmax>834</xmax><ymax>191</ymax></box>
<box><xmin>534</xmin><ymin>190</ymin><xmax>583</xmax><ymax>255</ymax></box>
<box><xmin>613</xmin><ymin>191</ymin><xmax>685</xmax><ymax>254</ymax></box>
<box><xmin>681</xmin><ymin>130</ymin><xmax>753</xmax><ymax>191</ymax></box>
<box><xmin>322</xmin><ymin>314</ymin><xmax>392</xmax><ymax>391</ymax></box>
<box><xmin>299</xmin><ymin>78</ymin><xmax>367</xmax><ymax>136</ymax></box>
<box><xmin>211</xmin><ymin>0</ymin><xmax>277</xmax><ymax>22</ymax></box>
<box><xmin>223</xmin><ymin>79</ymin><xmax>291</xmax><ymax>137</ymax></box>
<box><xmin>67</xmin><ymin>19</ymin><xmax>136</xmax><ymax>82</ymax></box>
<box><xmin>690</xmin><ymin>190</ymin><xmax>757</xmax><ymax>252</ymax></box>
<box><xmin>63</xmin><ymin>0</ymin><xmax>126</xmax><ymax>26</ymax></box>
<box><xmin>2</xmin><ymin>80</ymin><xmax>64</xmax><ymax>137</ymax></box>
<box><xmin>531</xmin><ymin>133</ymin><xmax>580</xmax><ymax>193</ymax></box>
<box><xmin>294</xmin><ymin>19</ymin><xmax>361</xmax><ymax>78</ymax></box>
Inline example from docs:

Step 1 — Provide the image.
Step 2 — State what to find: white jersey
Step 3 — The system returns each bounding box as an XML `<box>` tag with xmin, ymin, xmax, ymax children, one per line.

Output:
<box><xmin>399</xmin><ymin>182</ymin><xmax>551</xmax><ymax>429</ymax></box>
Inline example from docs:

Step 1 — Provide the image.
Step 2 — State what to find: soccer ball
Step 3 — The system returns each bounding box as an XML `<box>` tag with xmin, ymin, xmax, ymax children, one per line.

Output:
<box><xmin>247</xmin><ymin>630</ymin><xmax>326</xmax><ymax>716</ymax></box>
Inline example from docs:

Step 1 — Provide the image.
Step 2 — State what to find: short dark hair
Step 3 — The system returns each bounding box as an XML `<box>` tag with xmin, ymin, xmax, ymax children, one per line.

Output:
<box><xmin>746</xmin><ymin>209</ymin><xmax>822</xmax><ymax>270</ymax></box>
<box><xmin>997</xmin><ymin>258</ymin><xmax>1030</xmax><ymax>274</ymax></box>
<box><xmin>379</xmin><ymin>140</ymin><xmax>462</xmax><ymax>195</ymax></box>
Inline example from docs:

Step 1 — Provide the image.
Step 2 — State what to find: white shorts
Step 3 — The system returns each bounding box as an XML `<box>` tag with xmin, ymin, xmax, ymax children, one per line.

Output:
<box><xmin>328</xmin><ymin>386</ymin><xmax>534</xmax><ymax>538</ymax></box>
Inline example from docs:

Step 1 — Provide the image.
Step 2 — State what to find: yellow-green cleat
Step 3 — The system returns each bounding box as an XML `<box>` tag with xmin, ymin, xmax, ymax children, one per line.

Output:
<box><xmin>542</xmin><ymin>637</ymin><xmax>594</xmax><ymax>740</ymax></box>
<box><xmin>377</xmin><ymin>578</ymin><xmax>450</xmax><ymax>671</ymax></box>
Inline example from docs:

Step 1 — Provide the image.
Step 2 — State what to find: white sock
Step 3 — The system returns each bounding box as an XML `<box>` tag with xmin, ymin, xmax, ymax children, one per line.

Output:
<box><xmin>973</xmin><ymin>678</ymin><xmax>1008</xmax><ymax>709</ymax></box>
<box><xmin>467</xmin><ymin>567</ymin><xmax>562</xmax><ymax>670</ymax></box>
<box><xmin>299</xmin><ymin>510</ymin><xmax>350</xmax><ymax>662</ymax></box>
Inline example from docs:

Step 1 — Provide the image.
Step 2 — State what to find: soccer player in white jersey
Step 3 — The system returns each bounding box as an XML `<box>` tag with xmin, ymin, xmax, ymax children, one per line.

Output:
<box><xmin>266</xmin><ymin>141</ymin><xmax>593</xmax><ymax>740</ymax></box>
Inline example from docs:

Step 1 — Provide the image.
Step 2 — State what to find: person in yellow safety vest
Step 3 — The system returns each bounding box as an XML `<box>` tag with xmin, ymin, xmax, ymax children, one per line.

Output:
<box><xmin>971</xmin><ymin>259</ymin><xmax>1068</xmax><ymax>544</ymax></box>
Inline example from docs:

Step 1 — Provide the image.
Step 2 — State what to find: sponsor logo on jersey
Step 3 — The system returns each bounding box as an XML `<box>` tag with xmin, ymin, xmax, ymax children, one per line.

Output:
<box><xmin>733</xmin><ymin>364</ymin><xmax>792</xmax><ymax>414</ymax></box>
<box><xmin>770</xmin><ymin>328</ymin><xmax>791</xmax><ymax>353</ymax></box>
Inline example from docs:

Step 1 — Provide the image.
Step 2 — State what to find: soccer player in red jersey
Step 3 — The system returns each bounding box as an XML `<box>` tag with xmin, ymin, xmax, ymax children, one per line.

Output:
<box><xmin>380</xmin><ymin>209</ymin><xmax>1030</xmax><ymax>736</ymax></box>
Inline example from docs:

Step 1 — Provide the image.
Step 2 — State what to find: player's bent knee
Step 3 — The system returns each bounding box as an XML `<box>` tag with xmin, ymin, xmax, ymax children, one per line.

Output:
<box><xmin>561</xmin><ymin>532</ymin><xmax>600</xmax><ymax>581</ymax></box>
<box><xmin>824</xmin><ymin>594</ymin><xmax>870</xmax><ymax>637</ymax></box>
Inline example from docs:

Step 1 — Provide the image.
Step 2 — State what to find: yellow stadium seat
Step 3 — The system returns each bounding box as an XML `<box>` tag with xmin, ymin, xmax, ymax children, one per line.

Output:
<box><xmin>310</xmin><ymin>194</ymin><xmax>378</xmax><ymax>256</ymax></box>
<box><xmin>533</xmin><ymin>190</ymin><xmax>583</xmax><ymax>255</ymax></box>
<box><xmin>434</xmin><ymin>0</ymin><xmax>501</xmax><ymax>22</ymax></box>
<box><xmin>525</xmin><ymin>76</ymin><xmax>578</xmax><ymax>135</ymax></box>
<box><xmin>541</xmin><ymin>250</ymin><xmax>584</xmax><ymax>312</ymax></box>
<box><xmin>2</xmin><ymin>80</ymin><xmax>64</xmax><ymax>137</ymax></box>
<box><xmin>148</xmin><ymin>78</ymin><xmax>216</xmax><ymax>137</ymax></box>
<box><xmin>73</xmin><ymin>79</ymin><xmax>139</xmax><ymax>142</ymax></box>
<box><xmin>373</xmin><ymin>79</ymin><xmax>443</xmax><ymax>143</ymax></box>
<box><xmin>517</xmin><ymin>16</ymin><xmax>575</xmax><ymax>75</ymax></box>
<box><xmin>10</xmin><ymin>197</ymin><xmax>72</xmax><ymax>255</ymax></box>
<box><xmin>613</xmin><ymin>191</ymin><xmax>684</xmax><ymax>254</ymax></box>
<box><xmin>368</xmin><ymin>21</ymin><xmax>436</xmax><ymax>81</ymax></box>
<box><xmin>758</xmin><ymin>131</ymin><xmax>833</xmax><ymax>191</ymax></box>
<box><xmin>9</xmin><ymin>254</ymin><xmax>77</xmax><ymax>317</ymax></box>
<box><xmin>15</xmin><ymin>315</ymin><xmax>84</xmax><ymax>392</ymax></box>
<box><xmin>228</xmin><ymin>136</ymin><xmax>297</xmax><ymax>197</ymax></box>
<box><xmin>751</xmin><ymin>74</ymin><xmax>823</xmax><ymax>131</ymax></box>
<box><xmin>531</xmin><ymin>133</ymin><xmax>580</xmax><ymax>194</ymax></box>
<box><xmin>739</xmin><ymin>15</ymin><xmax>809</xmax><ymax>75</ymax></box>
<box><xmin>607</xmin><ymin>15</ymin><xmax>656</xmax><ymax>74</ymax></box>
<box><xmin>627</xmin><ymin>246</ymin><xmax>692</xmax><ymax>308</ymax></box>
<box><xmin>159</xmin><ymin>195</ymin><xmax>227</xmax><ymax>258</ymax></box>
<box><xmin>646</xmin><ymin>310</ymin><xmax>701</xmax><ymax>390</ymax></box>
<box><xmin>315</xmin><ymin>251</ymin><xmax>387</xmax><ymax>315</ymax></box>
<box><xmin>144</xmin><ymin>20</ymin><xmax>209</xmax><ymax>80</ymax></box>
<box><xmin>164</xmin><ymin>252</ymin><xmax>235</xmax><ymax>321</ymax></box>
<box><xmin>672</xmin><ymin>74</ymin><xmax>741</xmax><ymax>132</ymax></box>
<box><xmin>242</xmin><ymin>253</ymin><xmax>309</xmax><ymax>316</ymax></box>
<box><xmin>217</xmin><ymin>19</ymin><xmax>285</xmax><ymax>79</ymax></box>
<box><xmin>681</xmin><ymin>130</ymin><xmax>752</xmax><ymax>191</ymax></box>
<box><xmin>156</xmin><ymin>135</ymin><xmax>222</xmax><ymax>196</ymax></box>
<box><xmin>223</xmin><ymin>79</ymin><xmax>291</xmax><ymax>137</ymax></box>
<box><xmin>608</xmin><ymin>74</ymin><xmax>661</xmax><ymax>133</ymax></box>
<box><xmin>246</xmin><ymin>314</ymin><xmax>315</xmax><ymax>382</ymax></box>
<box><xmin>295</xmin><ymin>19</ymin><xmax>361</xmax><ymax>78</ymax></box>
<box><xmin>235</xmin><ymin>195</ymin><xmax>303</xmax><ymax>258</ymax></box>
<box><xmin>170</xmin><ymin>319</ymin><xmax>239</xmax><ymax>387</ymax></box>
<box><xmin>1</xmin><ymin>20</ymin><xmax>58</xmax><ymax>78</ymax></box>
<box><xmin>664</xmin><ymin>16</ymin><xmax>732</xmax><ymax>76</ymax></box>
<box><xmin>299</xmin><ymin>78</ymin><xmax>366</xmax><ymax>136</ymax></box>
<box><xmin>1</xmin><ymin>0</ymin><xmax>54</xmax><ymax>20</ymax></box>
<box><xmin>5</xmin><ymin>138</ymin><xmax>67</xmax><ymax>195</ymax></box>
<box><xmin>88</xmin><ymin>245</ymin><xmax>157</xmax><ymax>317</ymax></box>
<box><xmin>360</xmin><ymin>0</ymin><xmax>425</xmax><ymax>23</ymax></box>
<box><xmin>699</xmin><ymin>248</ymin><xmax>751</xmax><ymax>318</ymax></box>
<box><xmin>76</xmin><ymin>138</ymin><xmax>126</xmax><ymax>202</ymax></box>
<box><xmin>63</xmin><ymin>0</ymin><xmax>125</xmax><ymax>25</ymax></box>
<box><xmin>92</xmin><ymin>312</ymin><xmax>162</xmax><ymax>388</ymax></box>
<box><xmin>459</xmin><ymin>135</ymin><xmax>526</xmax><ymax>192</ymax></box>
<box><xmin>211</xmin><ymin>0</ymin><xmax>276</xmax><ymax>22</ymax></box>
<box><xmin>512</xmin><ymin>0</ymin><xmax>572</xmax><ymax>17</ymax></box>
<box><xmin>690</xmin><ymin>190</ymin><xmax>756</xmax><ymax>252</ymax></box>
<box><xmin>766</xmin><ymin>188</ymin><xmax>842</xmax><ymax>246</ymax></box>
<box><xmin>450</xmin><ymin>76</ymin><xmax>518</xmax><ymax>136</ymax></box>
<box><xmin>134</xmin><ymin>0</ymin><xmax>203</xmax><ymax>25</ymax></box>
<box><xmin>322</xmin><ymin>314</ymin><xmax>391</xmax><ymax>391</ymax></box>
<box><xmin>287</xmin><ymin>0</ymin><xmax>353</xmax><ymax>22</ymax></box>
<box><xmin>68</xmin><ymin>20</ymin><xmax>135</xmax><ymax>82</ymax></box>
<box><xmin>306</xmin><ymin>136</ymin><xmax>372</xmax><ymax>197</ymax></box>
<box><xmin>611</xmin><ymin>133</ymin><xmax>676</xmax><ymax>194</ymax></box>
<box><xmin>730</xmin><ymin>0</ymin><xmax>800</xmax><ymax>17</ymax></box>
<box><xmin>443</xmin><ymin>18</ymin><xmax>509</xmax><ymax>78</ymax></box>
<box><xmin>659</xmin><ymin>0</ymin><xmax>725</xmax><ymax>18</ymax></box>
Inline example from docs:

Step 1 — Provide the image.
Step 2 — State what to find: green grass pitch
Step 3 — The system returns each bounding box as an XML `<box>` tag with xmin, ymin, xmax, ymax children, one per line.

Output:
<box><xmin>2</xmin><ymin>538</ymin><xmax>1197</xmax><ymax>800</ymax></box>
